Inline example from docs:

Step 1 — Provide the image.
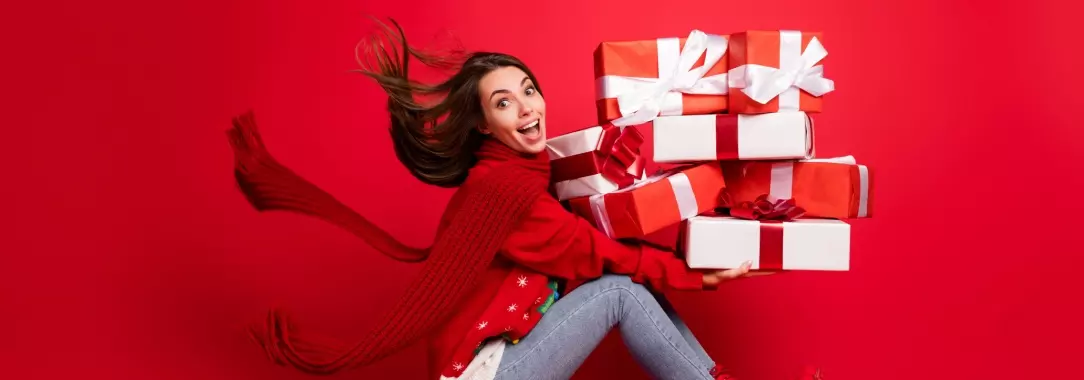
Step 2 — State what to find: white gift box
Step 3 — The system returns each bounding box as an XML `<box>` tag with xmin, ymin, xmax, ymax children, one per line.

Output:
<box><xmin>682</xmin><ymin>215</ymin><xmax>850</xmax><ymax>271</ymax></box>
<box><xmin>653</xmin><ymin>111</ymin><xmax>814</xmax><ymax>163</ymax></box>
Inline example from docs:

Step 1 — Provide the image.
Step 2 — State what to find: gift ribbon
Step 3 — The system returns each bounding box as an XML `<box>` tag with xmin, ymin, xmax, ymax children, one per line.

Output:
<box><xmin>715</xmin><ymin>112</ymin><xmax>815</xmax><ymax>160</ymax></box>
<box><xmin>597</xmin><ymin>124</ymin><xmax>646</xmax><ymax>188</ymax></box>
<box><xmin>857</xmin><ymin>165</ymin><xmax>869</xmax><ymax>217</ymax></box>
<box><xmin>727</xmin><ymin>31</ymin><xmax>835</xmax><ymax>110</ymax></box>
<box><xmin>769</xmin><ymin>162</ymin><xmax>794</xmax><ymax>201</ymax></box>
<box><xmin>714</xmin><ymin>114</ymin><xmax>740</xmax><ymax>160</ymax></box>
<box><xmin>550</xmin><ymin>124</ymin><xmax>646</xmax><ymax>188</ymax></box>
<box><xmin>597</xmin><ymin>30</ymin><xmax>729</xmax><ymax>126</ymax></box>
<box><xmin>668</xmin><ymin>172</ymin><xmax>700</xmax><ymax>220</ymax></box>
<box><xmin>759</xmin><ymin>222</ymin><xmax>785</xmax><ymax>270</ymax></box>
<box><xmin>720</xmin><ymin>193</ymin><xmax>806</xmax><ymax>221</ymax></box>
<box><xmin>719</xmin><ymin>193</ymin><xmax>805</xmax><ymax>270</ymax></box>
<box><xmin>588</xmin><ymin>192</ymin><xmax>616</xmax><ymax>238</ymax></box>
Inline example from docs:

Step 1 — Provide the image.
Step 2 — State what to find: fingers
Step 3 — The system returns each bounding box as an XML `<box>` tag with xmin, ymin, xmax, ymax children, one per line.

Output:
<box><xmin>704</xmin><ymin>262</ymin><xmax>781</xmax><ymax>286</ymax></box>
<box><xmin>717</xmin><ymin>261</ymin><xmax>753</xmax><ymax>280</ymax></box>
<box><xmin>742</xmin><ymin>271</ymin><xmax>777</xmax><ymax>277</ymax></box>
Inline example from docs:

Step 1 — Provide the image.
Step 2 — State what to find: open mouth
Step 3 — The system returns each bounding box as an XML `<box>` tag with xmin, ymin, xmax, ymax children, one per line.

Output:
<box><xmin>516</xmin><ymin>119</ymin><xmax>540</xmax><ymax>137</ymax></box>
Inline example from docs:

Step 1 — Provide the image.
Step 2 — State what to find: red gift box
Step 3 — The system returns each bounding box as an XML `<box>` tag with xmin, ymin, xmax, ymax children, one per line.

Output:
<box><xmin>594</xmin><ymin>29</ymin><xmax>729</xmax><ymax>126</ymax></box>
<box><xmin>721</xmin><ymin>156</ymin><xmax>872</xmax><ymax>219</ymax></box>
<box><xmin>726</xmin><ymin>30</ymin><xmax>835</xmax><ymax>114</ymax></box>
<box><xmin>566</xmin><ymin>162</ymin><xmax>727</xmax><ymax>239</ymax></box>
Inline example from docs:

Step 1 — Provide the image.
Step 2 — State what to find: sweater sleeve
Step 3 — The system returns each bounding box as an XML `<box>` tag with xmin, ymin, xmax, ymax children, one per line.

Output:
<box><xmin>498</xmin><ymin>195</ymin><xmax>706</xmax><ymax>291</ymax></box>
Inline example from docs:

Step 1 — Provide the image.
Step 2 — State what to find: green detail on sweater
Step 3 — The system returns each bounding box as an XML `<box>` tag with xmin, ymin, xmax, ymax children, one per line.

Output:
<box><xmin>536</xmin><ymin>280</ymin><xmax>560</xmax><ymax>314</ymax></box>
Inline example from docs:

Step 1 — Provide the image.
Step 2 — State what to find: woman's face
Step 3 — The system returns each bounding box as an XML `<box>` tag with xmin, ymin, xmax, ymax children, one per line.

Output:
<box><xmin>477</xmin><ymin>66</ymin><xmax>546</xmax><ymax>154</ymax></box>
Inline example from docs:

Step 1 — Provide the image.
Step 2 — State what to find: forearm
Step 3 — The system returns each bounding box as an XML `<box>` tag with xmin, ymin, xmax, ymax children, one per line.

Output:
<box><xmin>501</xmin><ymin>200</ymin><xmax>705</xmax><ymax>290</ymax></box>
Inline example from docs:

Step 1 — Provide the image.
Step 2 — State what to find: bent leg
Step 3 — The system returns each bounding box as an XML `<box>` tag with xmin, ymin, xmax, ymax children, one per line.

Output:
<box><xmin>653</xmin><ymin>289</ymin><xmax>716</xmax><ymax>370</ymax></box>
<box><xmin>494</xmin><ymin>275</ymin><xmax>715</xmax><ymax>380</ymax></box>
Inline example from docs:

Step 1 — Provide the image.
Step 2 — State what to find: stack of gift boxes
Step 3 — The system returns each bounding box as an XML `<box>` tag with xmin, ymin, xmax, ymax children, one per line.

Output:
<box><xmin>545</xmin><ymin>29</ymin><xmax>872</xmax><ymax>272</ymax></box>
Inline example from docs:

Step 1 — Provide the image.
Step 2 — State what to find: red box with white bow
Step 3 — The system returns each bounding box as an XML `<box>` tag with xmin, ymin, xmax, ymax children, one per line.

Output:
<box><xmin>593</xmin><ymin>30</ymin><xmax>730</xmax><ymax>126</ymax></box>
<box><xmin>726</xmin><ymin>30</ymin><xmax>835</xmax><ymax>114</ymax></box>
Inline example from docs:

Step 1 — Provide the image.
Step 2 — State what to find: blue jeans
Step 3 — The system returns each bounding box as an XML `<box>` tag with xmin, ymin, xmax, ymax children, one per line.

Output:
<box><xmin>493</xmin><ymin>274</ymin><xmax>717</xmax><ymax>380</ymax></box>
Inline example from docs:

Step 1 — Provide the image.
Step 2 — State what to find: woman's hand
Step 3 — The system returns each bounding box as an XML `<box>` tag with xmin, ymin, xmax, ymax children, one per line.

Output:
<box><xmin>702</xmin><ymin>261</ymin><xmax>778</xmax><ymax>287</ymax></box>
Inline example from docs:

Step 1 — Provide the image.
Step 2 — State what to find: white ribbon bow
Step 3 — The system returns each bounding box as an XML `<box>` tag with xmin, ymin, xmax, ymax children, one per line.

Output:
<box><xmin>598</xmin><ymin>30</ymin><xmax>729</xmax><ymax>127</ymax></box>
<box><xmin>731</xmin><ymin>35</ymin><xmax>835</xmax><ymax>106</ymax></box>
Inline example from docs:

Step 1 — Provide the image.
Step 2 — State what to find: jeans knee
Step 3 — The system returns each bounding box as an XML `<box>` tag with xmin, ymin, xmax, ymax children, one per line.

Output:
<box><xmin>594</xmin><ymin>274</ymin><xmax>652</xmax><ymax>296</ymax></box>
<box><xmin>595</xmin><ymin>274</ymin><xmax>634</xmax><ymax>288</ymax></box>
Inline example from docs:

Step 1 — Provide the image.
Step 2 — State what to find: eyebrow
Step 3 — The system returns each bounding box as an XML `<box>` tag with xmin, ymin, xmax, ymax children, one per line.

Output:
<box><xmin>488</xmin><ymin>76</ymin><xmax>532</xmax><ymax>101</ymax></box>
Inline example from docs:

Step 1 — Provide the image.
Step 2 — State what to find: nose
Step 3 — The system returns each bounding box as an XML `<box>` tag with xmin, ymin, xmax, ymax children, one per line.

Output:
<box><xmin>520</xmin><ymin>103</ymin><xmax>533</xmax><ymax>117</ymax></box>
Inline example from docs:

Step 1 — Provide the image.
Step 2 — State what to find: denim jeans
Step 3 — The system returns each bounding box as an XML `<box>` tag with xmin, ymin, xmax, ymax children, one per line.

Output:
<box><xmin>493</xmin><ymin>274</ymin><xmax>717</xmax><ymax>380</ymax></box>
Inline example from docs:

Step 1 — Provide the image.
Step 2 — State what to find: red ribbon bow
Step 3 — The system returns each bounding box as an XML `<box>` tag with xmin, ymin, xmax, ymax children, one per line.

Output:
<box><xmin>596</xmin><ymin>123</ymin><xmax>646</xmax><ymax>188</ymax></box>
<box><xmin>713</xmin><ymin>193</ymin><xmax>807</xmax><ymax>271</ymax></box>
<box><xmin>720</xmin><ymin>193</ymin><xmax>806</xmax><ymax>221</ymax></box>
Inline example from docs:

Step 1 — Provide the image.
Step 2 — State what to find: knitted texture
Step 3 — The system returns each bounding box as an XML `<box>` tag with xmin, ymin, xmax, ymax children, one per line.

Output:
<box><xmin>226</xmin><ymin>111</ymin><xmax>551</xmax><ymax>374</ymax></box>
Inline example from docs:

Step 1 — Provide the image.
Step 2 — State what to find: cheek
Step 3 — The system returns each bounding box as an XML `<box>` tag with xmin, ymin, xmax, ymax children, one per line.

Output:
<box><xmin>486</xmin><ymin>110</ymin><xmax>518</xmax><ymax>135</ymax></box>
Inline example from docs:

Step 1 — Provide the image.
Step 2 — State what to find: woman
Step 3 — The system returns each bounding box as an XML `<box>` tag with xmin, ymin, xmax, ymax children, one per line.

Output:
<box><xmin>227</xmin><ymin>19</ymin><xmax>763</xmax><ymax>380</ymax></box>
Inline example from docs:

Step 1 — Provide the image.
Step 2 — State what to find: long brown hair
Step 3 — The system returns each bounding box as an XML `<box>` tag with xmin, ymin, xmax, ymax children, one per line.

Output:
<box><xmin>226</xmin><ymin>19</ymin><xmax>558</xmax><ymax>374</ymax></box>
<box><xmin>354</xmin><ymin>18</ymin><xmax>544</xmax><ymax>187</ymax></box>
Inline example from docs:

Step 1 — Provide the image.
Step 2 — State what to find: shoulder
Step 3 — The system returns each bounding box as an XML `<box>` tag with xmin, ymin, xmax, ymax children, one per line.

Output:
<box><xmin>460</xmin><ymin>162</ymin><xmax>547</xmax><ymax>198</ymax></box>
<box><xmin>434</xmin><ymin>162</ymin><xmax>549</xmax><ymax>232</ymax></box>
<box><xmin>434</xmin><ymin>163</ymin><xmax>547</xmax><ymax>234</ymax></box>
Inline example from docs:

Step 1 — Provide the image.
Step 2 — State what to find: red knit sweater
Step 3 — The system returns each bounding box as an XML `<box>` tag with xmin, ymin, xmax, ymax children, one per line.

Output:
<box><xmin>225</xmin><ymin>111</ymin><xmax>707</xmax><ymax>379</ymax></box>
<box><xmin>428</xmin><ymin>152</ymin><xmax>707</xmax><ymax>379</ymax></box>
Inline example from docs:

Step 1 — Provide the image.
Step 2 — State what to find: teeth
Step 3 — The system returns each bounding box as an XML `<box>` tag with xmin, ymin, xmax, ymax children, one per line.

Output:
<box><xmin>518</xmin><ymin>120</ymin><xmax>539</xmax><ymax>131</ymax></box>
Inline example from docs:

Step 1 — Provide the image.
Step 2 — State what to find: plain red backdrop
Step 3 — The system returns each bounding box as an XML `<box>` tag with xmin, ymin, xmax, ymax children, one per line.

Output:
<box><xmin>6</xmin><ymin>0</ymin><xmax>1084</xmax><ymax>379</ymax></box>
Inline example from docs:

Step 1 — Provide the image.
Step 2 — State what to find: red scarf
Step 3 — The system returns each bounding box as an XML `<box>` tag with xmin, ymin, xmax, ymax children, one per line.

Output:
<box><xmin>226</xmin><ymin>111</ymin><xmax>551</xmax><ymax>374</ymax></box>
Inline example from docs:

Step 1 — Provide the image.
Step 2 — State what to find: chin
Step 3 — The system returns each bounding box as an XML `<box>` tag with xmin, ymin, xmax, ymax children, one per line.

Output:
<box><xmin>521</xmin><ymin>142</ymin><xmax>547</xmax><ymax>154</ymax></box>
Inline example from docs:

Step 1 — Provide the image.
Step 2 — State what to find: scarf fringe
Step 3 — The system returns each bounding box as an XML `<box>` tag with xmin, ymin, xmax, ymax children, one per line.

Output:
<box><xmin>226</xmin><ymin>111</ymin><xmax>428</xmax><ymax>263</ymax></box>
<box><xmin>247</xmin><ymin>306</ymin><xmax>359</xmax><ymax>374</ymax></box>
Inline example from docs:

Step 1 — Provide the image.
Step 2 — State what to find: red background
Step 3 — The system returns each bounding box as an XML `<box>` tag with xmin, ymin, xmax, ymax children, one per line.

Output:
<box><xmin>6</xmin><ymin>0</ymin><xmax>1084</xmax><ymax>379</ymax></box>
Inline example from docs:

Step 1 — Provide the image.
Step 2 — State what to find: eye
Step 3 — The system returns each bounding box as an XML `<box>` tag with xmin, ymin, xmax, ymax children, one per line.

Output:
<box><xmin>496</xmin><ymin>99</ymin><xmax>510</xmax><ymax>108</ymax></box>
<box><xmin>525</xmin><ymin>86</ymin><xmax>536</xmax><ymax>96</ymax></box>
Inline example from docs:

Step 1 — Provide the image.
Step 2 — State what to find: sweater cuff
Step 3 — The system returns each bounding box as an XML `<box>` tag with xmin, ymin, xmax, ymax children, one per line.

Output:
<box><xmin>684</xmin><ymin>271</ymin><xmax>711</xmax><ymax>291</ymax></box>
<box><xmin>636</xmin><ymin>243</ymin><xmax>707</xmax><ymax>291</ymax></box>
<box><xmin>700</xmin><ymin>272</ymin><xmax>719</xmax><ymax>290</ymax></box>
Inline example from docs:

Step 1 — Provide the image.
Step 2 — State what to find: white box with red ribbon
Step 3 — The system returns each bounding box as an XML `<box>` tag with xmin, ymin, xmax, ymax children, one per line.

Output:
<box><xmin>681</xmin><ymin>196</ymin><xmax>850</xmax><ymax>271</ymax></box>
<box><xmin>652</xmin><ymin>111</ymin><xmax>814</xmax><ymax>163</ymax></box>
<box><xmin>682</xmin><ymin>214</ymin><xmax>850</xmax><ymax>271</ymax></box>
<box><xmin>546</xmin><ymin>124</ymin><xmax>647</xmax><ymax>201</ymax></box>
